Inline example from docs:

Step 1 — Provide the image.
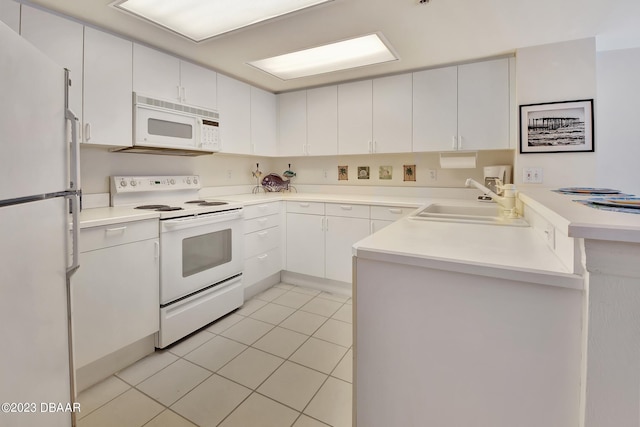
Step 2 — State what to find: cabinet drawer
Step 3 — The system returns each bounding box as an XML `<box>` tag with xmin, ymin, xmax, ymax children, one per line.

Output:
<box><xmin>245</xmin><ymin>214</ymin><xmax>280</xmax><ymax>234</ymax></box>
<box><xmin>244</xmin><ymin>248</ymin><xmax>281</xmax><ymax>287</ymax></box>
<box><xmin>244</xmin><ymin>202</ymin><xmax>281</xmax><ymax>220</ymax></box>
<box><xmin>244</xmin><ymin>226</ymin><xmax>280</xmax><ymax>259</ymax></box>
<box><xmin>325</xmin><ymin>203</ymin><xmax>369</xmax><ymax>219</ymax></box>
<box><xmin>80</xmin><ymin>219</ymin><xmax>158</xmax><ymax>252</ymax></box>
<box><xmin>370</xmin><ymin>205</ymin><xmax>415</xmax><ymax>221</ymax></box>
<box><xmin>286</xmin><ymin>201</ymin><xmax>325</xmax><ymax>215</ymax></box>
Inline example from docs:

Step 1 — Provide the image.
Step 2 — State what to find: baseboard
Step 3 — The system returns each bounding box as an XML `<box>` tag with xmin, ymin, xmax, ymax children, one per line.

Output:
<box><xmin>75</xmin><ymin>335</ymin><xmax>155</xmax><ymax>393</ymax></box>
<box><xmin>244</xmin><ymin>272</ymin><xmax>281</xmax><ymax>299</ymax></box>
<box><xmin>281</xmin><ymin>271</ymin><xmax>352</xmax><ymax>297</ymax></box>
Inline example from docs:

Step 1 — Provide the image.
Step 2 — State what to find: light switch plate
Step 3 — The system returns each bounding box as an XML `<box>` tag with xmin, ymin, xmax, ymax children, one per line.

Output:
<box><xmin>523</xmin><ymin>168</ymin><xmax>543</xmax><ymax>184</ymax></box>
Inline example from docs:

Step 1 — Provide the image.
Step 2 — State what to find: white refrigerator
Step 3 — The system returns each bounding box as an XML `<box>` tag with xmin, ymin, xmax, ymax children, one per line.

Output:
<box><xmin>0</xmin><ymin>21</ymin><xmax>80</xmax><ymax>427</ymax></box>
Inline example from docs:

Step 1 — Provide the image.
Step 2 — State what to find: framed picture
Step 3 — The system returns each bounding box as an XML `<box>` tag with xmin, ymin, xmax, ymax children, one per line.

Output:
<box><xmin>379</xmin><ymin>166</ymin><xmax>393</xmax><ymax>180</ymax></box>
<box><xmin>403</xmin><ymin>165</ymin><xmax>416</xmax><ymax>181</ymax></box>
<box><xmin>357</xmin><ymin>166</ymin><xmax>370</xmax><ymax>180</ymax></box>
<box><xmin>519</xmin><ymin>99</ymin><xmax>594</xmax><ymax>154</ymax></box>
<box><xmin>338</xmin><ymin>165</ymin><xmax>348</xmax><ymax>181</ymax></box>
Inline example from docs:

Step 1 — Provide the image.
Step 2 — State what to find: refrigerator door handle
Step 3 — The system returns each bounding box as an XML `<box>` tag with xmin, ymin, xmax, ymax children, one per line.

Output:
<box><xmin>67</xmin><ymin>192</ymin><xmax>80</xmax><ymax>277</ymax></box>
<box><xmin>65</xmin><ymin>69</ymin><xmax>81</xmax><ymax>193</ymax></box>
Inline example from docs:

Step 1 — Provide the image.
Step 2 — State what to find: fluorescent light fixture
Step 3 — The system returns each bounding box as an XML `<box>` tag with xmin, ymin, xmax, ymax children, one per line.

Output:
<box><xmin>111</xmin><ymin>0</ymin><xmax>333</xmax><ymax>42</ymax></box>
<box><xmin>248</xmin><ymin>34</ymin><xmax>398</xmax><ymax>80</ymax></box>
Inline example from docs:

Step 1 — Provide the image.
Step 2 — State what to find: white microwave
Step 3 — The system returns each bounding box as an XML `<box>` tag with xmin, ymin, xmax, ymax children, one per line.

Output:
<box><xmin>124</xmin><ymin>93</ymin><xmax>220</xmax><ymax>156</ymax></box>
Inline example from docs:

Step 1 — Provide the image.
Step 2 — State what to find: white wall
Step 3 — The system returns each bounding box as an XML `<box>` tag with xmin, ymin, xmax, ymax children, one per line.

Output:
<box><xmin>515</xmin><ymin>38</ymin><xmax>597</xmax><ymax>188</ymax></box>
<box><xmin>80</xmin><ymin>146</ymin><xmax>275</xmax><ymax>194</ymax></box>
<box><xmin>595</xmin><ymin>47</ymin><xmax>640</xmax><ymax>195</ymax></box>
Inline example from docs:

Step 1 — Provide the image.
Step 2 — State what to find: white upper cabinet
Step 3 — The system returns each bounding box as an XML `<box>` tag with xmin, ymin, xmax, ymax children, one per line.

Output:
<box><xmin>278</xmin><ymin>91</ymin><xmax>307</xmax><ymax>156</ymax></box>
<box><xmin>133</xmin><ymin>44</ymin><xmax>217</xmax><ymax>110</ymax></box>
<box><xmin>21</xmin><ymin>5</ymin><xmax>83</xmax><ymax>133</ymax></box>
<box><xmin>83</xmin><ymin>27</ymin><xmax>132</xmax><ymax>147</ymax></box>
<box><xmin>307</xmin><ymin>86</ymin><xmax>338</xmax><ymax>156</ymax></box>
<box><xmin>180</xmin><ymin>61</ymin><xmax>217</xmax><ymax>109</ymax></box>
<box><xmin>218</xmin><ymin>74</ymin><xmax>251</xmax><ymax>154</ymax></box>
<box><xmin>372</xmin><ymin>74</ymin><xmax>413</xmax><ymax>153</ymax></box>
<box><xmin>133</xmin><ymin>43</ymin><xmax>180</xmax><ymax>102</ymax></box>
<box><xmin>457</xmin><ymin>58</ymin><xmax>510</xmax><ymax>150</ymax></box>
<box><xmin>251</xmin><ymin>86</ymin><xmax>277</xmax><ymax>156</ymax></box>
<box><xmin>338</xmin><ymin>80</ymin><xmax>373</xmax><ymax>155</ymax></box>
<box><xmin>413</xmin><ymin>66</ymin><xmax>458</xmax><ymax>152</ymax></box>
<box><xmin>0</xmin><ymin>0</ymin><xmax>20</xmax><ymax>33</ymax></box>
<box><xmin>413</xmin><ymin>58</ymin><xmax>510</xmax><ymax>152</ymax></box>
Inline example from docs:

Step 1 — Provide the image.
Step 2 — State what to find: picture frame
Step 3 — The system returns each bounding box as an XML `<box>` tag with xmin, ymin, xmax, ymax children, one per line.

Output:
<box><xmin>379</xmin><ymin>166</ymin><xmax>393</xmax><ymax>180</ymax></box>
<box><xmin>338</xmin><ymin>165</ymin><xmax>348</xmax><ymax>181</ymax></box>
<box><xmin>403</xmin><ymin>165</ymin><xmax>416</xmax><ymax>182</ymax></box>
<box><xmin>519</xmin><ymin>99</ymin><xmax>594</xmax><ymax>154</ymax></box>
<box><xmin>357</xmin><ymin>166</ymin><xmax>370</xmax><ymax>180</ymax></box>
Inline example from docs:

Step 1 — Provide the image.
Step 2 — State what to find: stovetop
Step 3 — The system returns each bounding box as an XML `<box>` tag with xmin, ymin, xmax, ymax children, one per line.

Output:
<box><xmin>110</xmin><ymin>175</ymin><xmax>243</xmax><ymax>219</ymax></box>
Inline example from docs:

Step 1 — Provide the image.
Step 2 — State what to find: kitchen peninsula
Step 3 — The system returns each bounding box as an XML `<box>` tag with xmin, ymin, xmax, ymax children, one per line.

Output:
<box><xmin>353</xmin><ymin>187</ymin><xmax>640</xmax><ymax>427</ymax></box>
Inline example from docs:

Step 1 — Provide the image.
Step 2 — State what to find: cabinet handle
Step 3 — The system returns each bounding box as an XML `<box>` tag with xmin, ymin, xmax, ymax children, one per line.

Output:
<box><xmin>258</xmin><ymin>204</ymin><xmax>268</xmax><ymax>211</ymax></box>
<box><xmin>368</xmin><ymin>140</ymin><xmax>372</xmax><ymax>153</ymax></box>
<box><xmin>459</xmin><ymin>135</ymin><xmax>463</xmax><ymax>149</ymax></box>
<box><xmin>154</xmin><ymin>241</ymin><xmax>159</xmax><ymax>259</ymax></box>
<box><xmin>452</xmin><ymin>136</ymin><xmax>457</xmax><ymax>150</ymax></box>
<box><xmin>105</xmin><ymin>226</ymin><xmax>127</xmax><ymax>233</ymax></box>
<box><xmin>299</xmin><ymin>202</ymin><xmax>310</xmax><ymax>208</ymax></box>
<box><xmin>373</xmin><ymin>140</ymin><xmax>377</xmax><ymax>153</ymax></box>
<box><xmin>325</xmin><ymin>217</ymin><xmax>329</xmax><ymax>232</ymax></box>
<box><xmin>84</xmin><ymin>123</ymin><xmax>91</xmax><ymax>142</ymax></box>
<box><xmin>257</xmin><ymin>218</ymin><xmax>268</xmax><ymax>224</ymax></box>
<box><xmin>258</xmin><ymin>231</ymin><xmax>268</xmax><ymax>238</ymax></box>
<box><xmin>257</xmin><ymin>254</ymin><xmax>268</xmax><ymax>261</ymax></box>
<box><xmin>182</xmin><ymin>87</ymin><xmax>186</xmax><ymax>103</ymax></box>
<box><xmin>340</xmin><ymin>205</ymin><xmax>353</xmax><ymax>210</ymax></box>
<box><xmin>389</xmin><ymin>208</ymin><xmax>402</xmax><ymax>214</ymax></box>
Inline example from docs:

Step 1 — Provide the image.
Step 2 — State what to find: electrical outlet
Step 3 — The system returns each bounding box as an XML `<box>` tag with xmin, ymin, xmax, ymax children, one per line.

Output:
<box><xmin>523</xmin><ymin>167</ymin><xmax>543</xmax><ymax>184</ymax></box>
<box><xmin>226</xmin><ymin>170</ymin><xmax>232</xmax><ymax>180</ymax></box>
<box><xmin>323</xmin><ymin>169</ymin><xmax>328</xmax><ymax>179</ymax></box>
<box><xmin>428</xmin><ymin>169</ymin><xmax>437</xmax><ymax>181</ymax></box>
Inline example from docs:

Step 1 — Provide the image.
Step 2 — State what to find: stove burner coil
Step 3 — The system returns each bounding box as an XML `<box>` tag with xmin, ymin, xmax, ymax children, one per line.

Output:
<box><xmin>135</xmin><ymin>205</ymin><xmax>170</xmax><ymax>210</ymax></box>
<box><xmin>155</xmin><ymin>206</ymin><xmax>184</xmax><ymax>211</ymax></box>
<box><xmin>184</xmin><ymin>200</ymin><xmax>229</xmax><ymax>206</ymax></box>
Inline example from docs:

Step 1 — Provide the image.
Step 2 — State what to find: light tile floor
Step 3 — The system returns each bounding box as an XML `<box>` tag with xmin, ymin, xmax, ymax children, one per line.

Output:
<box><xmin>77</xmin><ymin>283</ymin><xmax>353</xmax><ymax>427</ymax></box>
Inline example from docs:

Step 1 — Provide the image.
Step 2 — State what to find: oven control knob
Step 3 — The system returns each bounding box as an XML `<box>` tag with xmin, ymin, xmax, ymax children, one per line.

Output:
<box><xmin>170</xmin><ymin>179</ymin><xmax>175</xmax><ymax>185</ymax></box>
<box><xmin>186</xmin><ymin>178</ymin><xmax>191</xmax><ymax>184</ymax></box>
<box><xmin>193</xmin><ymin>178</ymin><xmax>198</xmax><ymax>185</ymax></box>
<box><xmin>120</xmin><ymin>180</ymin><xmax>127</xmax><ymax>188</ymax></box>
<box><xmin>130</xmin><ymin>180</ymin><xmax>137</xmax><ymax>187</ymax></box>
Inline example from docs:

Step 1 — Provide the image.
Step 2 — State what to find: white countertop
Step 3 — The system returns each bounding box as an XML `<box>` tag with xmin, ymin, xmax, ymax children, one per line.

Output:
<box><xmin>215</xmin><ymin>192</ymin><xmax>427</xmax><ymax>208</ymax></box>
<box><xmin>79</xmin><ymin>206</ymin><xmax>159</xmax><ymax>229</ymax></box>
<box><xmin>519</xmin><ymin>189</ymin><xmax>640</xmax><ymax>243</ymax></box>
<box><xmin>353</xmin><ymin>201</ymin><xmax>583</xmax><ymax>290</ymax></box>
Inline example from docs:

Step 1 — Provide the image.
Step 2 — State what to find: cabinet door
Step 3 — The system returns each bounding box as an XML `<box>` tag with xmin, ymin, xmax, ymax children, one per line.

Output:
<box><xmin>457</xmin><ymin>58</ymin><xmax>510</xmax><ymax>150</ymax></box>
<box><xmin>180</xmin><ymin>61</ymin><xmax>217</xmax><ymax>109</ymax></box>
<box><xmin>251</xmin><ymin>86</ymin><xmax>277</xmax><ymax>156</ymax></box>
<box><xmin>0</xmin><ymin>0</ymin><xmax>19</xmax><ymax>32</ymax></box>
<box><xmin>338</xmin><ymin>80</ymin><xmax>373</xmax><ymax>154</ymax></box>
<box><xmin>325</xmin><ymin>216</ymin><xmax>370</xmax><ymax>283</ymax></box>
<box><xmin>83</xmin><ymin>27</ymin><xmax>132</xmax><ymax>147</ymax></box>
<box><xmin>307</xmin><ymin>86</ymin><xmax>338</xmax><ymax>156</ymax></box>
<box><xmin>286</xmin><ymin>213</ymin><xmax>324</xmax><ymax>277</ymax></box>
<box><xmin>373</xmin><ymin>74</ymin><xmax>412</xmax><ymax>153</ymax></box>
<box><xmin>218</xmin><ymin>74</ymin><xmax>251</xmax><ymax>154</ymax></box>
<box><xmin>72</xmin><ymin>239</ymin><xmax>159</xmax><ymax>369</ymax></box>
<box><xmin>21</xmin><ymin>6</ymin><xmax>83</xmax><ymax>134</ymax></box>
<box><xmin>413</xmin><ymin>66</ymin><xmax>458</xmax><ymax>152</ymax></box>
<box><xmin>278</xmin><ymin>91</ymin><xmax>307</xmax><ymax>156</ymax></box>
<box><xmin>133</xmin><ymin>43</ymin><xmax>180</xmax><ymax>101</ymax></box>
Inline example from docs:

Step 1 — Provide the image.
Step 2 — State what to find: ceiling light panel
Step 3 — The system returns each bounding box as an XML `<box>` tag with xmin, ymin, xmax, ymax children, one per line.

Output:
<box><xmin>112</xmin><ymin>0</ymin><xmax>333</xmax><ymax>42</ymax></box>
<box><xmin>248</xmin><ymin>33</ymin><xmax>398</xmax><ymax>80</ymax></box>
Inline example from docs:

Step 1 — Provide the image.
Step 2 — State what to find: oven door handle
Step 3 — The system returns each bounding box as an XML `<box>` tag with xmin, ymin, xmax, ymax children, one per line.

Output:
<box><xmin>161</xmin><ymin>210</ymin><xmax>243</xmax><ymax>231</ymax></box>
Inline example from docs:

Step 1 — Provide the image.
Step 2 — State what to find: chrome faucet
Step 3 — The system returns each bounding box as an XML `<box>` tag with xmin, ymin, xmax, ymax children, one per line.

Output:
<box><xmin>465</xmin><ymin>178</ymin><xmax>518</xmax><ymax>218</ymax></box>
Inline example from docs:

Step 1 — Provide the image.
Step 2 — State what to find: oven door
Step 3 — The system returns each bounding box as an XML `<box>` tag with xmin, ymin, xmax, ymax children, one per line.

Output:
<box><xmin>160</xmin><ymin>209</ymin><xmax>243</xmax><ymax>305</ymax></box>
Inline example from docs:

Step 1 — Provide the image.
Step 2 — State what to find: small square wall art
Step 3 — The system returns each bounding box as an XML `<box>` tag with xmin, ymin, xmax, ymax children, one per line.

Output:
<box><xmin>379</xmin><ymin>166</ymin><xmax>393</xmax><ymax>180</ymax></box>
<box><xmin>338</xmin><ymin>165</ymin><xmax>348</xmax><ymax>180</ymax></box>
<box><xmin>403</xmin><ymin>165</ymin><xmax>416</xmax><ymax>181</ymax></box>
<box><xmin>357</xmin><ymin>166</ymin><xmax>370</xmax><ymax>179</ymax></box>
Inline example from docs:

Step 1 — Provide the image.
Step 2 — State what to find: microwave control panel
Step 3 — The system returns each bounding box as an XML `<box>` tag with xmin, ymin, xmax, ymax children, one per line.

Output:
<box><xmin>201</xmin><ymin>119</ymin><xmax>220</xmax><ymax>150</ymax></box>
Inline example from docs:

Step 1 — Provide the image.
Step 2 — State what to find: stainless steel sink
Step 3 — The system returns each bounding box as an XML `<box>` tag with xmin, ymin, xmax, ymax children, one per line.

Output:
<box><xmin>410</xmin><ymin>203</ymin><xmax>529</xmax><ymax>226</ymax></box>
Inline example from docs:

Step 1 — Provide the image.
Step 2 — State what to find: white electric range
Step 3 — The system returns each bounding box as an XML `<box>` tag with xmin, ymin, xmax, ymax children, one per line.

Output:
<box><xmin>111</xmin><ymin>175</ymin><xmax>245</xmax><ymax>348</ymax></box>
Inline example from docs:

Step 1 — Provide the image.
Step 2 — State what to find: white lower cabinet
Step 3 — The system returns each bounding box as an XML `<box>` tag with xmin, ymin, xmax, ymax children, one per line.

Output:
<box><xmin>370</xmin><ymin>205</ymin><xmax>413</xmax><ymax>233</ymax></box>
<box><xmin>286</xmin><ymin>201</ymin><xmax>370</xmax><ymax>283</ymax></box>
<box><xmin>243</xmin><ymin>202</ymin><xmax>282</xmax><ymax>290</ymax></box>
<box><xmin>72</xmin><ymin>219</ymin><xmax>159</xmax><ymax>369</ymax></box>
